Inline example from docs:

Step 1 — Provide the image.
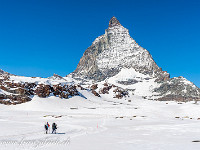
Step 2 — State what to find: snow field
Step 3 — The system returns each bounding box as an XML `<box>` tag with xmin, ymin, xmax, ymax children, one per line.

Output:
<box><xmin>1</xmin><ymin>90</ymin><xmax>200</xmax><ymax>150</ymax></box>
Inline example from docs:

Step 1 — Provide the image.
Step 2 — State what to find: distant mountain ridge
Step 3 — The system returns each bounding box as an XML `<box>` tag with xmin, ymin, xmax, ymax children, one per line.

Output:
<box><xmin>0</xmin><ymin>69</ymin><xmax>9</xmax><ymax>75</ymax></box>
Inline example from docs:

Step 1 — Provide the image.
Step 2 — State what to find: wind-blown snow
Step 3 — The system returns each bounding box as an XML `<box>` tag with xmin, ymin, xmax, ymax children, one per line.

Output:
<box><xmin>9</xmin><ymin>75</ymin><xmax>76</xmax><ymax>86</ymax></box>
<box><xmin>104</xmin><ymin>68</ymin><xmax>159</xmax><ymax>97</ymax></box>
<box><xmin>108</xmin><ymin>68</ymin><xmax>150</xmax><ymax>81</ymax></box>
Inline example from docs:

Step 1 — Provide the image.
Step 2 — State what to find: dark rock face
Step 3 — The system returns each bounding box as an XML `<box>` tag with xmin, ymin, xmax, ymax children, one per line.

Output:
<box><xmin>154</xmin><ymin>77</ymin><xmax>200</xmax><ymax>101</ymax></box>
<box><xmin>52</xmin><ymin>84</ymin><xmax>79</xmax><ymax>99</ymax></box>
<box><xmin>92</xmin><ymin>90</ymin><xmax>100</xmax><ymax>97</ymax></box>
<box><xmin>109</xmin><ymin>16</ymin><xmax>121</xmax><ymax>27</ymax></box>
<box><xmin>90</xmin><ymin>84</ymin><xmax>98</xmax><ymax>90</ymax></box>
<box><xmin>0</xmin><ymin>95</ymin><xmax>32</xmax><ymax>105</ymax></box>
<box><xmin>48</xmin><ymin>73</ymin><xmax>66</xmax><ymax>80</ymax></box>
<box><xmin>92</xmin><ymin>83</ymin><xmax>129</xmax><ymax>99</ymax></box>
<box><xmin>0</xmin><ymin>75</ymin><xmax>35</xmax><ymax>105</ymax></box>
<box><xmin>113</xmin><ymin>87</ymin><xmax>129</xmax><ymax>99</ymax></box>
<box><xmin>0</xmin><ymin>69</ymin><xmax>10</xmax><ymax>75</ymax></box>
<box><xmin>157</xmin><ymin>95</ymin><xmax>198</xmax><ymax>102</ymax></box>
<box><xmin>33</xmin><ymin>84</ymin><xmax>79</xmax><ymax>99</ymax></box>
<box><xmin>99</xmin><ymin>85</ymin><xmax>112</xmax><ymax>94</ymax></box>
<box><xmin>35</xmin><ymin>84</ymin><xmax>52</xmax><ymax>98</ymax></box>
<box><xmin>118</xmin><ymin>79</ymin><xmax>138</xmax><ymax>85</ymax></box>
<box><xmin>0</xmin><ymin>69</ymin><xmax>5</xmax><ymax>74</ymax></box>
<box><xmin>0</xmin><ymin>74</ymin><xmax>81</xmax><ymax>105</ymax></box>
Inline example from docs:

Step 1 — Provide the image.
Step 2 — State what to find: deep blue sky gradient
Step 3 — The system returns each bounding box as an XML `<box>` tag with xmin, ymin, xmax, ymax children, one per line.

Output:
<box><xmin>0</xmin><ymin>0</ymin><xmax>199</xmax><ymax>87</ymax></box>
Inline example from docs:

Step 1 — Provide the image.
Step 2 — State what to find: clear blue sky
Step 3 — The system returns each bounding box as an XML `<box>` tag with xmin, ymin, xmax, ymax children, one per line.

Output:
<box><xmin>0</xmin><ymin>0</ymin><xmax>199</xmax><ymax>87</ymax></box>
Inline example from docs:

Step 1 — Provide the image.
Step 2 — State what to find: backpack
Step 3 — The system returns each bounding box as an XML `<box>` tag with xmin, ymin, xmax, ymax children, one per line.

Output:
<box><xmin>52</xmin><ymin>123</ymin><xmax>57</xmax><ymax>129</ymax></box>
<box><xmin>44</xmin><ymin>125</ymin><xmax>48</xmax><ymax>130</ymax></box>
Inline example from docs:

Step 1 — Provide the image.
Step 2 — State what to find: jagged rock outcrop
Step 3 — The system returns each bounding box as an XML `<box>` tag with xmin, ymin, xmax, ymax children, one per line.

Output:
<box><xmin>113</xmin><ymin>87</ymin><xmax>129</xmax><ymax>99</ymax></box>
<box><xmin>48</xmin><ymin>73</ymin><xmax>66</xmax><ymax>80</ymax></box>
<box><xmin>0</xmin><ymin>69</ymin><xmax>10</xmax><ymax>75</ymax></box>
<box><xmin>109</xmin><ymin>16</ymin><xmax>121</xmax><ymax>27</ymax></box>
<box><xmin>0</xmin><ymin>74</ymin><xmax>80</xmax><ymax>105</ymax></box>
<box><xmin>154</xmin><ymin>77</ymin><xmax>200</xmax><ymax>101</ymax></box>
<box><xmin>0</xmin><ymin>75</ymin><xmax>33</xmax><ymax>105</ymax></box>
<box><xmin>35</xmin><ymin>84</ymin><xmax>52</xmax><ymax>98</ymax></box>
<box><xmin>90</xmin><ymin>82</ymin><xmax>129</xmax><ymax>99</ymax></box>
<box><xmin>0</xmin><ymin>69</ymin><xmax>5</xmax><ymax>74</ymax></box>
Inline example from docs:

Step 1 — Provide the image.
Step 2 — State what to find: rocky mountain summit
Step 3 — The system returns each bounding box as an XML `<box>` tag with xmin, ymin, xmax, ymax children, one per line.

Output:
<box><xmin>71</xmin><ymin>16</ymin><xmax>200</xmax><ymax>101</ymax></box>
<box><xmin>72</xmin><ymin>17</ymin><xmax>169</xmax><ymax>82</ymax></box>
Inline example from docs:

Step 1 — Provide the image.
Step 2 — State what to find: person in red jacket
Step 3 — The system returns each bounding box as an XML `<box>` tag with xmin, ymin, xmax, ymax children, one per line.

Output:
<box><xmin>44</xmin><ymin>122</ymin><xmax>50</xmax><ymax>134</ymax></box>
<box><xmin>47</xmin><ymin>122</ymin><xmax>50</xmax><ymax>128</ymax></box>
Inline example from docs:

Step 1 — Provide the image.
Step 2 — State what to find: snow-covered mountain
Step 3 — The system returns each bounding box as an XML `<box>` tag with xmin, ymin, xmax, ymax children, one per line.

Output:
<box><xmin>0</xmin><ymin>17</ymin><xmax>199</xmax><ymax>105</ymax></box>
<box><xmin>72</xmin><ymin>16</ymin><xmax>169</xmax><ymax>82</ymax></box>
<box><xmin>71</xmin><ymin>16</ymin><xmax>200</xmax><ymax>101</ymax></box>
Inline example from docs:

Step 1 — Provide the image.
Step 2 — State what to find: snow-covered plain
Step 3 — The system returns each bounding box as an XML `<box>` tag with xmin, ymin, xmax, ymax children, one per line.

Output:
<box><xmin>1</xmin><ymin>89</ymin><xmax>200</xmax><ymax>150</ymax></box>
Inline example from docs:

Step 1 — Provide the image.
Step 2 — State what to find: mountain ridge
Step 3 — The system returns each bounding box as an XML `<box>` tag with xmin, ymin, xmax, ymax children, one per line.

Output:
<box><xmin>0</xmin><ymin>16</ymin><xmax>199</xmax><ymax>105</ymax></box>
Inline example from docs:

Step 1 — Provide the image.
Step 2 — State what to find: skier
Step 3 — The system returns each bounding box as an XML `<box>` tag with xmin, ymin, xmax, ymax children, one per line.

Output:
<box><xmin>52</xmin><ymin>122</ymin><xmax>57</xmax><ymax>134</ymax></box>
<box><xmin>44</xmin><ymin>122</ymin><xmax>50</xmax><ymax>134</ymax></box>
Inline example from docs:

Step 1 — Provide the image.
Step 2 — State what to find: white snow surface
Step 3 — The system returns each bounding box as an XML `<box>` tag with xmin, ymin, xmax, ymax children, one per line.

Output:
<box><xmin>109</xmin><ymin>68</ymin><xmax>150</xmax><ymax>80</ymax></box>
<box><xmin>105</xmin><ymin>68</ymin><xmax>159</xmax><ymax>97</ymax></box>
<box><xmin>1</xmin><ymin>88</ymin><xmax>200</xmax><ymax>150</ymax></box>
<box><xmin>9</xmin><ymin>75</ymin><xmax>77</xmax><ymax>86</ymax></box>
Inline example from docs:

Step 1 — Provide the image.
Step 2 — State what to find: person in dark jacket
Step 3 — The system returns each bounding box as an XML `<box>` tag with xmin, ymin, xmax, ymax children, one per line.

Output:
<box><xmin>52</xmin><ymin>122</ymin><xmax>57</xmax><ymax>134</ymax></box>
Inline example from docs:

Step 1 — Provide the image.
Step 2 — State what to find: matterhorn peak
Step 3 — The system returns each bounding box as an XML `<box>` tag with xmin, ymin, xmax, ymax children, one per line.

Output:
<box><xmin>72</xmin><ymin>16</ymin><xmax>169</xmax><ymax>81</ymax></box>
<box><xmin>109</xmin><ymin>16</ymin><xmax>121</xmax><ymax>27</ymax></box>
<box><xmin>70</xmin><ymin>14</ymin><xmax>200</xmax><ymax>102</ymax></box>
